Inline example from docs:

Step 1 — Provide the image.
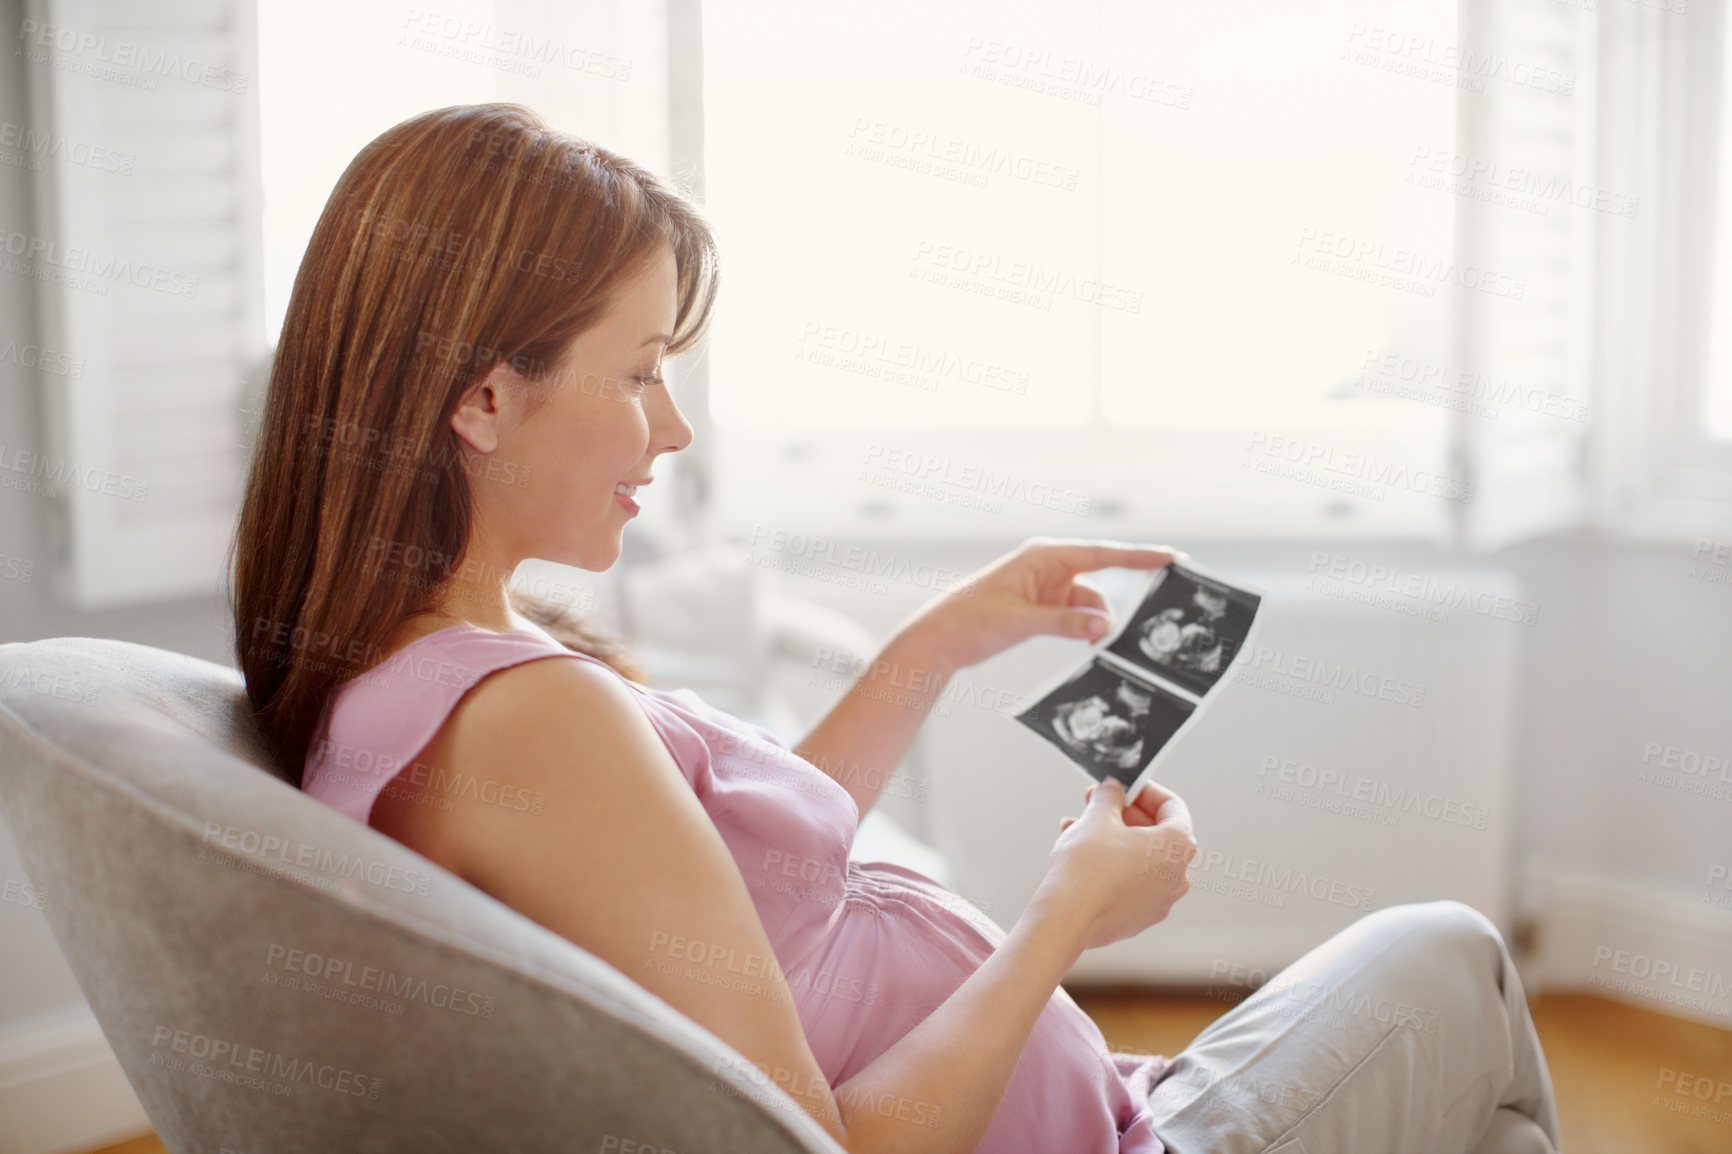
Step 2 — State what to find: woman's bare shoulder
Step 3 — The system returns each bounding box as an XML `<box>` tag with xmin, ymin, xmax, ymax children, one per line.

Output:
<box><xmin>366</xmin><ymin>651</ymin><xmax>628</xmax><ymax>868</ymax></box>
<box><xmin>449</xmin><ymin>647</ymin><xmax>623</xmax><ymax>745</ymax></box>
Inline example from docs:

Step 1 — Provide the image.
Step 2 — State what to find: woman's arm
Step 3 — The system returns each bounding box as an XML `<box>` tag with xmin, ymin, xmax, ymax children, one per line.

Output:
<box><xmin>789</xmin><ymin>626</ymin><xmax>955</xmax><ymax>822</ymax></box>
<box><xmin>385</xmin><ymin>655</ymin><xmax>1109</xmax><ymax>1154</ymax></box>
<box><xmin>793</xmin><ymin>538</ymin><xmax>1178</xmax><ymax>822</ymax></box>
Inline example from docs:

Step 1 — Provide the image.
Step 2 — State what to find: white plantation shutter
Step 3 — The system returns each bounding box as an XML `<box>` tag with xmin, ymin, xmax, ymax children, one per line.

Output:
<box><xmin>1588</xmin><ymin>0</ymin><xmax>1732</xmax><ymax>535</ymax></box>
<box><xmin>1451</xmin><ymin>0</ymin><xmax>1596</xmax><ymax>550</ymax></box>
<box><xmin>22</xmin><ymin>0</ymin><xmax>264</xmax><ymax>606</ymax></box>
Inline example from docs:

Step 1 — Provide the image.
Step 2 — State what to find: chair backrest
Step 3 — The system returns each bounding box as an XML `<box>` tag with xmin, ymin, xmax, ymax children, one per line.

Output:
<box><xmin>0</xmin><ymin>637</ymin><xmax>845</xmax><ymax>1154</ymax></box>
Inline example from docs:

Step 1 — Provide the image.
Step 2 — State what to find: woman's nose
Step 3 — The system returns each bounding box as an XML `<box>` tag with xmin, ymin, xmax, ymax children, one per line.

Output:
<box><xmin>651</xmin><ymin>383</ymin><xmax>695</xmax><ymax>454</ymax></box>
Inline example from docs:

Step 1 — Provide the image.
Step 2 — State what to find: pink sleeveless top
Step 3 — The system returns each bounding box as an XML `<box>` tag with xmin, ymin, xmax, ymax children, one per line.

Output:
<box><xmin>301</xmin><ymin>623</ymin><xmax>1171</xmax><ymax>1153</ymax></box>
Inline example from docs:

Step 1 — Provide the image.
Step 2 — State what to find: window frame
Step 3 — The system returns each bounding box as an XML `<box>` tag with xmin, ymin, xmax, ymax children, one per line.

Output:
<box><xmin>1590</xmin><ymin>0</ymin><xmax>1732</xmax><ymax>540</ymax></box>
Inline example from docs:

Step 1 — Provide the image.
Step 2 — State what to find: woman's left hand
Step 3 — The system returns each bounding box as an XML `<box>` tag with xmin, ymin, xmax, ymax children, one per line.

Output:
<box><xmin>892</xmin><ymin>536</ymin><xmax>1181</xmax><ymax>675</ymax></box>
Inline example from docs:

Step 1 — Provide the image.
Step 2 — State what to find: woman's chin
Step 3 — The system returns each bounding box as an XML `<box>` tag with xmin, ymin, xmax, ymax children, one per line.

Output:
<box><xmin>532</xmin><ymin>535</ymin><xmax>620</xmax><ymax>575</ymax></box>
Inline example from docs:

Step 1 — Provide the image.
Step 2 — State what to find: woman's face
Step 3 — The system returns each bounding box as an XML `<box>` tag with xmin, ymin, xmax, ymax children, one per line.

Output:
<box><xmin>456</xmin><ymin>243</ymin><xmax>692</xmax><ymax>573</ymax></box>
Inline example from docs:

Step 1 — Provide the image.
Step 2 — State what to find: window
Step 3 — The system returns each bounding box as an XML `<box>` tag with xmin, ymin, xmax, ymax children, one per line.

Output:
<box><xmin>705</xmin><ymin>0</ymin><xmax>1458</xmax><ymax>432</ymax></box>
<box><xmin>702</xmin><ymin>0</ymin><xmax>1592</xmax><ymax>544</ymax></box>
<box><xmin>257</xmin><ymin>0</ymin><xmax>671</xmax><ymax>345</ymax></box>
<box><xmin>19</xmin><ymin>0</ymin><xmax>265</xmax><ymax>607</ymax></box>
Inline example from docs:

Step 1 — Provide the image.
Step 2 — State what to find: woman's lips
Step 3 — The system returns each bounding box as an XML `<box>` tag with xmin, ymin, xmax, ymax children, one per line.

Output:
<box><xmin>614</xmin><ymin>479</ymin><xmax>648</xmax><ymax>516</ymax></box>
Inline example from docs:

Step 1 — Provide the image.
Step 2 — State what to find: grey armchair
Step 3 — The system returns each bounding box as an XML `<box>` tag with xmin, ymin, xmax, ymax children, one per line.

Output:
<box><xmin>0</xmin><ymin>636</ymin><xmax>850</xmax><ymax>1153</ymax></box>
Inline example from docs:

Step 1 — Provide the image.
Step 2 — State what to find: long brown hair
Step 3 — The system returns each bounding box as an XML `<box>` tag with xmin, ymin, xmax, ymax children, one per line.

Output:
<box><xmin>229</xmin><ymin>103</ymin><xmax>720</xmax><ymax>786</ymax></box>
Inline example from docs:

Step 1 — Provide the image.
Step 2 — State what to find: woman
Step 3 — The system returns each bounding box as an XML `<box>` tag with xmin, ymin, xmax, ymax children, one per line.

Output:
<box><xmin>231</xmin><ymin>104</ymin><xmax>1560</xmax><ymax>1154</ymax></box>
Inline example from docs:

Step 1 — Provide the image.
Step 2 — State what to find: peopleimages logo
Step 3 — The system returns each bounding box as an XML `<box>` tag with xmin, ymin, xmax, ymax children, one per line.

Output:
<box><xmin>1354</xmin><ymin>348</ymin><xmax>1590</xmax><ymax>423</ymax></box>
<box><xmin>148</xmin><ymin>1025</ymin><xmax>380</xmax><ymax>1100</ymax></box>
<box><xmin>1342</xmin><ymin>23</ymin><xmax>1575</xmax><ymax>96</ymax></box>
<box><xmin>399</xmin><ymin>10</ymin><xmax>633</xmax><ymax>81</ymax></box>
<box><xmin>957</xmin><ymin>37</ymin><xmax>1193</xmax><ymax>109</ymax></box>
<box><xmin>0</xmin><ymin>121</ymin><xmax>134</xmax><ymax>175</ymax></box>
<box><xmin>0</xmin><ymin>664</ymin><xmax>99</xmax><ymax>706</ymax></box>
<box><xmin>199</xmin><ymin>822</ymin><xmax>433</xmax><ymax>896</ymax></box>
<box><xmin>861</xmin><ymin>443</ymin><xmax>1093</xmax><ymax>516</ymax></box>
<box><xmin>0</xmin><ymin>337</ymin><xmax>84</xmax><ymax>377</ymax></box>
<box><xmin>1407</xmin><ymin>148</ymin><xmax>1638</xmax><ymax>220</ymax></box>
<box><xmin>1293</xmin><ymin>227</ymin><xmax>1526</xmax><ymax>299</ymax></box>
<box><xmin>845</xmin><ymin>117</ymin><xmax>1081</xmax><ymax>190</ymax></box>
<box><xmin>796</xmin><ymin>321</ymin><xmax>1032</xmax><ymax>396</ymax></box>
<box><xmin>1231</xmin><ymin>643</ymin><xmax>1427</xmax><ymax>708</ymax></box>
<box><xmin>0</xmin><ymin>226</ymin><xmax>200</xmax><ymax>298</ymax></box>
<box><xmin>1188</xmin><ymin>848</ymin><xmax>1377</xmax><ymax>911</ymax></box>
<box><xmin>1636</xmin><ymin>739</ymin><xmax>1732</xmax><ymax>804</ymax></box>
<box><xmin>16</xmin><ymin>19</ymin><xmax>250</xmax><ymax>93</ymax></box>
<box><xmin>910</xmin><ymin>239</ymin><xmax>1144</xmax><ymax>313</ymax></box>
<box><xmin>1306</xmin><ymin>551</ymin><xmax>1540</xmax><ymax>626</ymax></box>
<box><xmin>264</xmin><ymin>942</ymin><xmax>494</xmax><ymax>1018</ymax></box>
<box><xmin>0</xmin><ymin>443</ymin><xmax>148</xmax><ymax>502</ymax></box>
<box><xmin>748</xmin><ymin>525</ymin><xmax>980</xmax><ymax>596</ymax></box>
<box><xmin>1207</xmin><ymin>959</ymin><xmax>1440</xmax><ymax>1033</ymax></box>
<box><xmin>1244</xmin><ymin>432</ymin><xmax>1476</xmax><ymax>503</ymax></box>
<box><xmin>1589</xmin><ymin>947</ymin><xmax>1732</xmax><ymax>1001</ymax></box>
<box><xmin>1256</xmin><ymin>755</ymin><xmax>1490</xmax><ymax>830</ymax></box>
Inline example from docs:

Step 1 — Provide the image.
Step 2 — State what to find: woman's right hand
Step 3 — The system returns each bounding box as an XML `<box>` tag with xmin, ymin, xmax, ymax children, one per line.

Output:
<box><xmin>1037</xmin><ymin>778</ymin><xmax>1197</xmax><ymax>952</ymax></box>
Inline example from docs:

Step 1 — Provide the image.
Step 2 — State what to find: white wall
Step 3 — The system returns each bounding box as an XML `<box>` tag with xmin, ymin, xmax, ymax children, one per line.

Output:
<box><xmin>1498</xmin><ymin>538</ymin><xmax>1732</xmax><ymax>1020</ymax></box>
<box><xmin>1500</xmin><ymin>538</ymin><xmax>1729</xmax><ymax>894</ymax></box>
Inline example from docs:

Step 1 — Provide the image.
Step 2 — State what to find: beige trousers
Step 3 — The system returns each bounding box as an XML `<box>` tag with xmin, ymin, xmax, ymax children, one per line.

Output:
<box><xmin>1146</xmin><ymin>901</ymin><xmax>1560</xmax><ymax>1154</ymax></box>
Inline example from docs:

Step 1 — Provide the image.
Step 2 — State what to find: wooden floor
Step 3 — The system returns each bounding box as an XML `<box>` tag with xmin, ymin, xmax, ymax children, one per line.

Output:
<box><xmin>84</xmin><ymin>993</ymin><xmax>1730</xmax><ymax>1154</ymax></box>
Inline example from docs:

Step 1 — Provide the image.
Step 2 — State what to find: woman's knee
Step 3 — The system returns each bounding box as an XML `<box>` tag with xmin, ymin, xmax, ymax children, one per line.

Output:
<box><xmin>1387</xmin><ymin>900</ymin><xmax>1514</xmax><ymax>1000</ymax></box>
<box><xmin>1350</xmin><ymin>900</ymin><xmax>1509</xmax><ymax>985</ymax></box>
<box><xmin>1413</xmin><ymin>899</ymin><xmax>1505</xmax><ymax>952</ymax></box>
<box><xmin>1364</xmin><ymin>898</ymin><xmax>1502</xmax><ymax>949</ymax></box>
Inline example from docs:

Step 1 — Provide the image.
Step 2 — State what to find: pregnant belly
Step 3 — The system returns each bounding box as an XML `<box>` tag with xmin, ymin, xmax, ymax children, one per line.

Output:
<box><xmin>782</xmin><ymin>862</ymin><xmax>1011</xmax><ymax>1085</ymax></box>
<box><xmin>783</xmin><ymin>878</ymin><xmax>1144</xmax><ymax>1154</ymax></box>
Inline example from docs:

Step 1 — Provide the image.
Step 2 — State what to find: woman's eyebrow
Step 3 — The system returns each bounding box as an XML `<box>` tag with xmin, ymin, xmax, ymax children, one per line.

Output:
<box><xmin>640</xmin><ymin>332</ymin><xmax>671</xmax><ymax>348</ymax></box>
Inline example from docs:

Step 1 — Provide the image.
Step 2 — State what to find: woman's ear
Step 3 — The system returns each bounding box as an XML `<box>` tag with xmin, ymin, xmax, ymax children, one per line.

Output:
<box><xmin>449</xmin><ymin>363</ymin><xmax>517</xmax><ymax>454</ymax></box>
